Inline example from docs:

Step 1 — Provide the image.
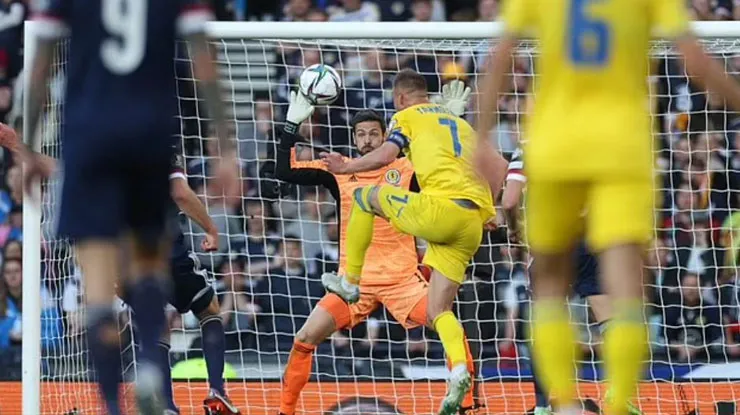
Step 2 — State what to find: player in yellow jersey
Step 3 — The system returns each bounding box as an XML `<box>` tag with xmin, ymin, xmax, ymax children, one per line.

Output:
<box><xmin>321</xmin><ymin>69</ymin><xmax>508</xmax><ymax>415</ymax></box>
<box><xmin>476</xmin><ymin>1</ymin><xmax>740</xmax><ymax>414</ymax></box>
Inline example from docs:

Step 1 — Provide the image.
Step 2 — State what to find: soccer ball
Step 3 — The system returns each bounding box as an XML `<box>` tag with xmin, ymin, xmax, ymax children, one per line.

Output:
<box><xmin>299</xmin><ymin>64</ymin><xmax>342</xmax><ymax>105</ymax></box>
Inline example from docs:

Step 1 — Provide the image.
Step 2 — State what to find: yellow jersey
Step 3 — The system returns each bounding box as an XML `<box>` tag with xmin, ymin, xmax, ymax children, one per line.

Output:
<box><xmin>387</xmin><ymin>103</ymin><xmax>495</xmax><ymax>218</ymax></box>
<box><xmin>501</xmin><ymin>0</ymin><xmax>689</xmax><ymax>180</ymax></box>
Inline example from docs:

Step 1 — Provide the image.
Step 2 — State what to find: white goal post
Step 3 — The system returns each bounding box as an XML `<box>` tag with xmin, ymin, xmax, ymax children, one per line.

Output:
<box><xmin>21</xmin><ymin>20</ymin><xmax>740</xmax><ymax>415</ymax></box>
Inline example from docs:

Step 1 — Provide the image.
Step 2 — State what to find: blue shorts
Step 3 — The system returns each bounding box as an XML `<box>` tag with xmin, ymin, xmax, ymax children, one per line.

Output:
<box><xmin>169</xmin><ymin>250</ymin><xmax>213</xmax><ymax>314</ymax></box>
<box><xmin>57</xmin><ymin>134</ymin><xmax>171</xmax><ymax>242</ymax></box>
<box><xmin>572</xmin><ymin>243</ymin><xmax>601</xmax><ymax>298</ymax></box>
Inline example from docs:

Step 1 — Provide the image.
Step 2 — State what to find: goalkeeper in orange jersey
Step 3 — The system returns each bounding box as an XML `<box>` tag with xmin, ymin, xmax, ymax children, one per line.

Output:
<box><xmin>476</xmin><ymin>1</ymin><xmax>740</xmax><ymax>414</ymax></box>
<box><xmin>274</xmin><ymin>82</ymin><xmax>483</xmax><ymax>415</ymax></box>
<box><xmin>320</xmin><ymin>71</ymin><xmax>508</xmax><ymax>415</ymax></box>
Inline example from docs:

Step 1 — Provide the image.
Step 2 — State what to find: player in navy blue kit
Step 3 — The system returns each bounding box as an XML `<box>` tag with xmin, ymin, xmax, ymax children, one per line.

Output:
<box><xmin>23</xmin><ymin>1</ymin><xmax>228</xmax><ymax>414</ymax></box>
<box><xmin>163</xmin><ymin>150</ymin><xmax>240</xmax><ymax>415</ymax></box>
<box><xmin>501</xmin><ymin>148</ymin><xmax>642</xmax><ymax>415</ymax></box>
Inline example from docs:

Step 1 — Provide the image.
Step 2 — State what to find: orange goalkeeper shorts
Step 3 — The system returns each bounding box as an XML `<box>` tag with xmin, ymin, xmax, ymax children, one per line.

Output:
<box><xmin>319</xmin><ymin>270</ymin><xmax>428</xmax><ymax>330</ymax></box>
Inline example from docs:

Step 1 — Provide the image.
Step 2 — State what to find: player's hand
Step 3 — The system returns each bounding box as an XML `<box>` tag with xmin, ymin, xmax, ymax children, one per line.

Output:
<box><xmin>201</xmin><ymin>230</ymin><xmax>219</xmax><ymax>252</ymax></box>
<box><xmin>441</xmin><ymin>80</ymin><xmax>472</xmax><ymax>117</ymax></box>
<box><xmin>286</xmin><ymin>90</ymin><xmax>316</xmax><ymax>127</ymax></box>
<box><xmin>21</xmin><ymin>147</ymin><xmax>53</xmax><ymax>198</ymax></box>
<box><xmin>320</xmin><ymin>151</ymin><xmax>348</xmax><ymax>174</ymax></box>
<box><xmin>0</xmin><ymin>122</ymin><xmax>20</xmax><ymax>153</ymax></box>
<box><xmin>507</xmin><ymin>226</ymin><xmax>523</xmax><ymax>245</ymax></box>
<box><xmin>483</xmin><ymin>217</ymin><xmax>497</xmax><ymax>232</ymax></box>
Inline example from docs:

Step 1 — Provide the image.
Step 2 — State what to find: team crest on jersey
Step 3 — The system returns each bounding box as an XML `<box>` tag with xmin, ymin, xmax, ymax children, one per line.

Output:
<box><xmin>385</xmin><ymin>169</ymin><xmax>401</xmax><ymax>185</ymax></box>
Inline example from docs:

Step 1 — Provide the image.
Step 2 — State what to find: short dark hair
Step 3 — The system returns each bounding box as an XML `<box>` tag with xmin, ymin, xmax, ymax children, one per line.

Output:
<box><xmin>350</xmin><ymin>110</ymin><xmax>386</xmax><ymax>134</ymax></box>
<box><xmin>393</xmin><ymin>69</ymin><xmax>428</xmax><ymax>93</ymax></box>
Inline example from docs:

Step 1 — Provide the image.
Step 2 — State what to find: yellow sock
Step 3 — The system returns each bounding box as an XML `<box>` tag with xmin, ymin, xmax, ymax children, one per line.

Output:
<box><xmin>345</xmin><ymin>187</ymin><xmax>375</xmax><ymax>284</ymax></box>
<box><xmin>530</xmin><ymin>299</ymin><xmax>578</xmax><ymax>408</ymax></box>
<box><xmin>604</xmin><ymin>300</ymin><xmax>647</xmax><ymax>415</ymax></box>
<box><xmin>434</xmin><ymin>311</ymin><xmax>467</xmax><ymax>367</ymax></box>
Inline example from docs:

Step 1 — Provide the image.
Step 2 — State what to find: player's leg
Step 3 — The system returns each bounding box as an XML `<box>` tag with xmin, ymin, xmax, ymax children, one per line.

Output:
<box><xmin>403</xmin><ymin>286</ymin><xmax>479</xmax><ymax>413</ymax></box>
<box><xmin>321</xmin><ymin>185</ymin><xmax>383</xmax><ymax>302</ymax></box>
<box><xmin>121</xmin><ymin>149</ymin><xmax>173</xmax><ymax>414</ymax></box>
<box><xmin>77</xmin><ymin>241</ymin><xmax>124</xmax><ymax>415</ymax></box>
<box><xmin>58</xmin><ymin>160</ymin><xmax>125</xmax><ymax>415</ymax></box>
<box><xmin>526</xmin><ymin>181</ymin><xmax>586</xmax><ymax>413</ymax></box>
<box><xmin>279</xmin><ymin>292</ymin><xmax>377</xmax><ymax>415</ymax></box>
<box><xmin>156</xmin><ymin>317</ymin><xmax>178</xmax><ymax>415</ymax></box>
<box><xmin>588</xmin><ymin>179</ymin><xmax>653</xmax><ymax>415</ymax></box>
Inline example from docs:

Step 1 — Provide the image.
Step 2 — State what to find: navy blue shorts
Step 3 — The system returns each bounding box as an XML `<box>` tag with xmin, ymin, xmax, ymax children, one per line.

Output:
<box><xmin>169</xmin><ymin>251</ymin><xmax>213</xmax><ymax>315</ymax></box>
<box><xmin>572</xmin><ymin>243</ymin><xmax>601</xmax><ymax>298</ymax></box>
<box><xmin>57</xmin><ymin>135</ymin><xmax>171</xmax><ymax>241</ymax></box>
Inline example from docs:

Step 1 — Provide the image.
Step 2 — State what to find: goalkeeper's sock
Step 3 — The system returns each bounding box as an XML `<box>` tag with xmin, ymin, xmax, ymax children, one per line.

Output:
<box><xmin>156</xmin><ymin>341</ymin><xmax>178</xmax><ymax>412</ymax></box>
<box><xmin>446</xmin><ymin>334</ymin><xmax>476</xmax><ymax>407</ymax></box>
<box><xmin>280</xmin><ymin>340</ymin><xmax>316</xmax><ymax>415</ymax></box>
<box><xmin>200</xmin><ymin>315</ymin><xmax>226</xmax><ymax>396</ymax></box>
<box><xmin>86</xmin><ymin>305</ymin><xmax>122</xmax><ymax>415</ymax></box>
<box><xmin>530</xmin><ymin>299</ymin><xmax>578</xmax><ymax>409</ymax></box>
<box><xmin>604</xmin><ymin>300</ymin><xmax>647</xmax><ymax>415</ymax></box>
<box><xmin>129</xmin><ymin>276</ymin><xmax>167</xmax><ymax>366</ymax></box>
<box><xmin>434</xmin><ymin>311</ymin><xmax>468</xmax><ymax>368</ymax></box>
<box><xmin>345</xmin><ymin>187</ymin><xmax>376</xmax><ymax>284</ymax></box>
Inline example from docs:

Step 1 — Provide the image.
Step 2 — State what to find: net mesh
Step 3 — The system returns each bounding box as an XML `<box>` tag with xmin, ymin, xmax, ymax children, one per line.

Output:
<box><xmin>24</xmin><ymin>35</ymin><xmax>740</xmax><ymax>415</ymax></box>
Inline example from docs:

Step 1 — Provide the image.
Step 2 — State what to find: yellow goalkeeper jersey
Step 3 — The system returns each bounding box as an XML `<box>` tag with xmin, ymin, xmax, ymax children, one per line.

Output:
<box><xmin>387</xmin><ymin>103</ymin><xmax>495</xmax><ymax>219</ymax></box>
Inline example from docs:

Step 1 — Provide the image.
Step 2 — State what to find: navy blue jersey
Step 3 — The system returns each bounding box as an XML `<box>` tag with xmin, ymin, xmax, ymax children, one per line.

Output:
<box><xmin>32</xmin><ymin>0</ymin><xmax>212</xmax><ymax>142</ymax></box>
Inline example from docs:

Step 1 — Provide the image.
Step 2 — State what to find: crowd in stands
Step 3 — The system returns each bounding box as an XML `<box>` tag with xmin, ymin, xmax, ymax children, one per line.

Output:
<box><xmin>0</xmin><ymin>0</ymin><xmax>739</xmax><ymax>382</ymax></box>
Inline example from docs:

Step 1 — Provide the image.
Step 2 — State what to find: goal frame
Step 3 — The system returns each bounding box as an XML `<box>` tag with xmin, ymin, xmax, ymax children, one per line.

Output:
<box><xmin>20</xmin><ymin>20</ymin><xmax>740</xmax><ymax>414</ymax></box>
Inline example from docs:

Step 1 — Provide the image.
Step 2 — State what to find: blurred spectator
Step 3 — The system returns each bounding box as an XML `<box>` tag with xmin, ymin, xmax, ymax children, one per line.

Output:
<box><xmin>344</xmin><ymin>49</ymin><xmax>393</xmax><ymax>120</ymax></box>
<box><xmin>309</xmin><ymin>220</ymin><xmax>339</xmax><ymax>277</ymax></box>
<box><xmin>690</xmin><ymin>0</ymin><xmax>734</xmax><ymax>20</ymax></box>
<box><xmin>282</xmin><ymin>0</ymin><xmax>314</xmax><ymax>21</ymax></box>
<box><xmin>216</xmin><ymin>256</ymin><xmax>260</xmax><ymax>333</ymax></box>
<box><xmin>284</xmin><ymin>189</ymin><xmax>333</xmax><ymax>259</ymax></box>
<box><xmin>328</xmin><ymin>0</ymin><xmax>381</xmax><ymax>21</ymax></box>
<box><xmin>242</xmin><ymin>199</ymin><xmax>280</xmax><ymax>276</ymax></box>
<box><xmin>664</xmin><ymin>272</ymin><xmax>724</xmax><ymax>362</ymax></box>
<box><xmin>238</xmin><ymin>93</ymin><xmax>274</xmax><ymax>167</ymax></box>
<box><xmin>477</xmin><ymin>0</ymin><xmax>498</xmax><ymax>21</ymax></box>
<box><xmin>3</xmin><ymin>238</ymin><xmax>19</xmax><ymax>261</ymax></box>
<box><xmin>409</xmin><ymin>0</ymin><xmax>432</xmax><ymax>21</ymax></box>
<box><xmin>0</xmin><ymin>258</ymin><xmax>20</xmax><ymax>350</ymax></box>
<box><xmin>254</xmin><ymin>236</ymin><xmax>322</xmax><ymax>348</ymax></box>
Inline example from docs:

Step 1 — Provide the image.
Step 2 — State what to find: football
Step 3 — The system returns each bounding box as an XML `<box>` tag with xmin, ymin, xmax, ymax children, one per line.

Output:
<box><xmin>299</xmin><ymin>64</ymin><xmax>342</xmax><ymax>105</ymax></box>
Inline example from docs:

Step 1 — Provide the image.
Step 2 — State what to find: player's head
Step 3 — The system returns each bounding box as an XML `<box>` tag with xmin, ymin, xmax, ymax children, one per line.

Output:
<box><xmin>393</xmin><ymin>69</ymin><xmax>429</xmax><ymax>111</ymax></box>
<box><xmin>350</xmin><ymin>110</ymin><xmax>386</xmax><ymax>155</ymax></box>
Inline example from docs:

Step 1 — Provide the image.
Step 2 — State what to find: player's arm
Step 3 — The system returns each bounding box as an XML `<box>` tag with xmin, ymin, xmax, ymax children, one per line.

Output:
<box><xmin>676</xmin><ymin>38</ymin><xmax>740</xmax><ymax>111</ymax></box>
<box><xmin>275</xmin><ymin>91</ymin><xmax>339</xmax><ymax>194</ymax></box>
<box><xmin>180</xmin><ymin>2</ymin><xmax>231</xmax><ymax>151</ymax></box>
<box><xmin>24</xmin><ymin>37</ymin><xmax>55</xmax><ymax>157</ymax></box>
<box><xmin>652</xmin><ymin>0</ymin><xmax>740</xmax><ymax>110</ymax></box>
<box><xmin>501</xmin><ymin>150</ymin><xmax>525</xmax><ymax>243</ymax></box>
<box><xmin>322</xmin><ymin>141</ymin><xmax>399</xmax><ymax>174</ymax></box>
<box><xmin>170</xmin><ymin>177</ymin><xmax>218</xmax><ymax>251</ymax></box>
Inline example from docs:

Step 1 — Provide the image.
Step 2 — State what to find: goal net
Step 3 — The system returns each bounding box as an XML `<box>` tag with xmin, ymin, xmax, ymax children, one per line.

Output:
<box><xmin>19</xmin><ymin>22</ymin><xmax>740</xmax><ymax>415</ymax></box>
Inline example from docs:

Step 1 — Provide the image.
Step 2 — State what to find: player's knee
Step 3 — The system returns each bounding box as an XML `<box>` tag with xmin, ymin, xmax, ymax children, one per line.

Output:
<box><xmin>192</xmin><ymin>287</ymin><xmax>217</xmax><ymax>318</ymax></box>
<box><xmin>295</xmin><ymin>327</ymin><xmax>321</xmax><ymax>346</ymax></box>
<box><xmin>352</xmin><ymin>187</ymin><xmax>373</xmax><ymax>213</ymax></box>
<box><xmin>86</xmin><ymin>305</ymin><xmax>119</xmax><ymax>347</ymax></box>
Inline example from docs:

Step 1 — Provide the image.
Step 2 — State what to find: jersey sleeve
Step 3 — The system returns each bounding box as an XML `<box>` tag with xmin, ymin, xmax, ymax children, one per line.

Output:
<box><xmin>650</xmin><ymin>0</ymin><xmax>691</xmax><ymax>38</ymax></box>
<box><xmin>500</xmin><ymin>0</ymin><xmax>534</xmax><ymax>36</ymax></box>
<box><xmin>387</xmin><ymin>112</ymin><xmax>411</xmax><ymax>152</ymax></box>
<box><xmin>177</xmin><ymin>0</ymin><xmax>214</xmax><ymax>36</ymax></box>
<box><xmin>31</xmin><ymin>0</ymin><xmax>69</xmax><ymax>39</ymax></box>
<box><xmin>170</xmin><ymin>152</ymin><xmax>187</xmax><ymax>181</ymax></box>
<box><xmin>506</xmin><ymin>148</ymin><xmax>526</xmax><ymax>183</ymax></box>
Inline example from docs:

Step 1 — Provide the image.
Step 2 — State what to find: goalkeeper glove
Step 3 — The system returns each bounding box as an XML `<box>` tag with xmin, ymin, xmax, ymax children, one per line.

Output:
<box><xmin>285</xmin><ymin>90</ymin><xmax>315</xmax><ymax>135</ymax></box>
<box><xmin>441</xmin><ymin>80</ymin><xmax>472</xmax><ymax>117</ymax></box>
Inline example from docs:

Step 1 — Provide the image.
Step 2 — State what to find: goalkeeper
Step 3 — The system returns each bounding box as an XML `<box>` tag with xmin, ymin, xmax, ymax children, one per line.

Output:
<box><xmin>275</xmin><ymin>82</ymin><xmax>481</xmax><ymax>415</ymax></box>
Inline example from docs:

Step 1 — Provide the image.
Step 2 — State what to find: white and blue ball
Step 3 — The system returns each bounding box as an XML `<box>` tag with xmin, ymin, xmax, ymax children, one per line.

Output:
<box><xmin>299</xmin><ymin>64</ymin><xmax>342</xmax><ymax>105</ymax></box>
